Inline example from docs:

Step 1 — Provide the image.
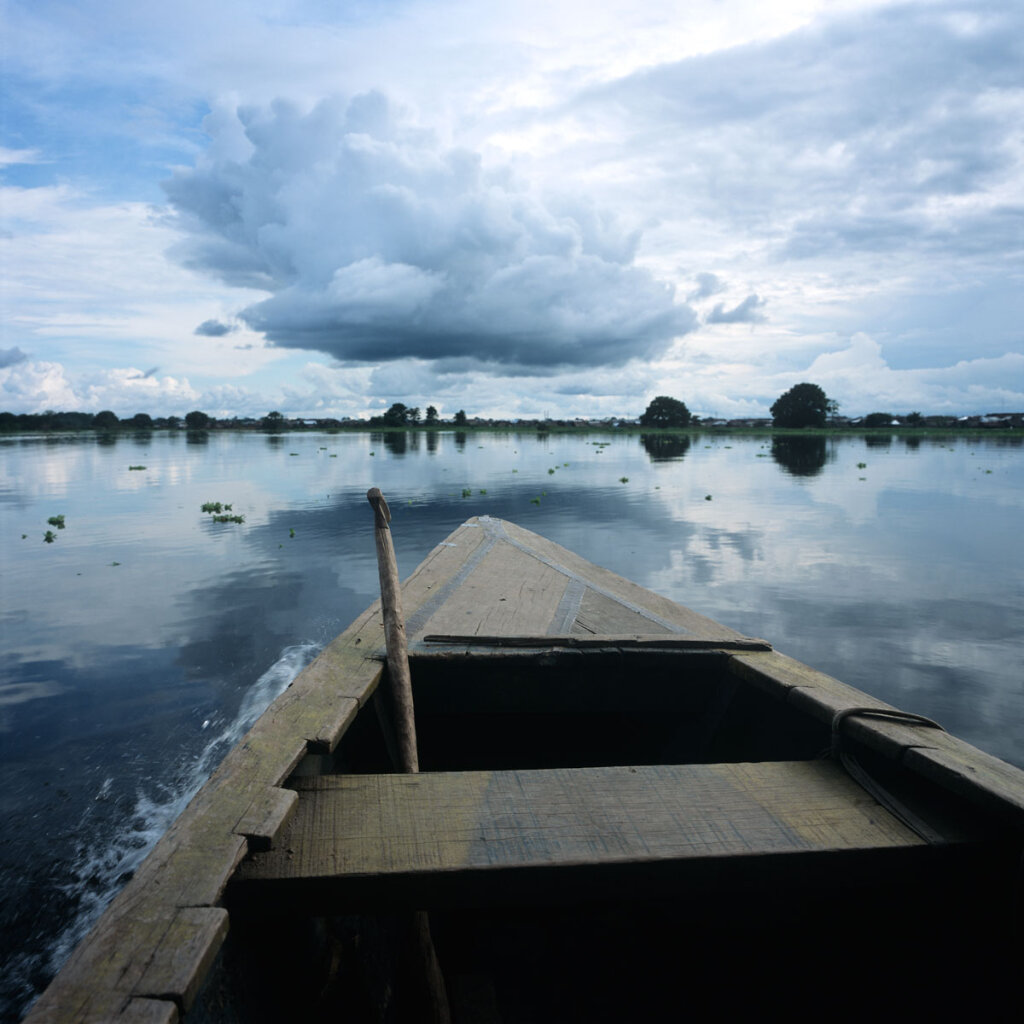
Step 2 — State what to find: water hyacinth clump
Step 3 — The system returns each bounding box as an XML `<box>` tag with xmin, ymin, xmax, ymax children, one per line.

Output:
<box><xmin>201</xmin><ymin>502</ymin><xmax>243</xmax><ymax>525</ymax></box>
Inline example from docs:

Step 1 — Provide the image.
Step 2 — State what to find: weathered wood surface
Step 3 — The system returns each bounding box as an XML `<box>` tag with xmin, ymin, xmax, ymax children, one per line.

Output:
<box><xmin>368</xmin><ymin>487</ymin><xmax>420</xmax><ymax>773</ymax></box>
<box><xmin>420</xmin><ymin>634</ymin><xmax>771</xmax><ymax>651</ymax></box>
<box><xmin>229</xmin><ymin>760</ymin><xmax>979</xmax><ymax>915</ymax></box>
<box><xmin>729</xmin><ymin>649</ymin><xmax>1024</xmax><ymax>828</ymax></box>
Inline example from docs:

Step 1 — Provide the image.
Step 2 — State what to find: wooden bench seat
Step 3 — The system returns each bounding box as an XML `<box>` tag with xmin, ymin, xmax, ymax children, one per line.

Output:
<box><xmin>228</xmin><ymin>760</ymin><xmax>982</xmax><ymax>917</ymax></box>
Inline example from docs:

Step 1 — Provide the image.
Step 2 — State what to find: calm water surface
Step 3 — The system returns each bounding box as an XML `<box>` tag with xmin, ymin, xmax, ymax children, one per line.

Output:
<box><xmin>2</xmin><ymin>429</ymin><xmax>1022</xmax><ymax>1018</ymax></box>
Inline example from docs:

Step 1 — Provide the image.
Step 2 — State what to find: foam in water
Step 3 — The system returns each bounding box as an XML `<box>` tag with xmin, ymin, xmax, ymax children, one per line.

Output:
<box><xmin>13</xmin><ymin>642</ymin><xmax>319</xmax><ymax>1019</ymax></box>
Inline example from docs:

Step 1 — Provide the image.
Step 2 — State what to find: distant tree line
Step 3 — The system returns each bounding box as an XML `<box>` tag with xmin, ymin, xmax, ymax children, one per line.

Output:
<box><xmin>1</xmin><ymin>389</ymin><xmax>1018</xmax><ymax>434</ymax></box>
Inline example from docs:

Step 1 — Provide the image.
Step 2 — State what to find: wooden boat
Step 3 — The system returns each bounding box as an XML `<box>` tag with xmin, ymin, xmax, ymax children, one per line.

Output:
<box><xmin>25</xmin><ymin>515</ymin><xmax>1024</xmax><ymax>1023</ymax></box>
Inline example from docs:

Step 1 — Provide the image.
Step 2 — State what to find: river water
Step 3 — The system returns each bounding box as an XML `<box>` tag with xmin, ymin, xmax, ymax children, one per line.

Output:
<box><xmin>2</xmin><ymin>428</ymin><xmax>1022</xmax><ymax>1019</ymax></box>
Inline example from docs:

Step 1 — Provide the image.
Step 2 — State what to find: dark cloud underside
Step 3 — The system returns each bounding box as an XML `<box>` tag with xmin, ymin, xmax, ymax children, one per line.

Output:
<box><xmin>165</xmin><ymin>94</ymin><xmax>694</xmax><ymax>369</ymax></box>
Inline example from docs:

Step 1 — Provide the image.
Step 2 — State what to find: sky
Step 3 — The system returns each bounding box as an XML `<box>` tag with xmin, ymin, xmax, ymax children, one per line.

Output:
<box><xmin>2</xmin><ymin>0</ymin><xmax>1022</xmax><ymax>421</ymax></box>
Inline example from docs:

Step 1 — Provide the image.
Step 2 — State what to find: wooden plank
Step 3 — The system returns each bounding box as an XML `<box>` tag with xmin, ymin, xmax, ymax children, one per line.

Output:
<box><xmin>420</xmin><ymin>634</ymin><xmax>771</xmax><ymax>651</ymax></box>
<box><xmin>231</xmin><ymin>761</ymin><xmax>956</xmax><ymax>914</ymax></box>
<box><xmin>412</xmin><ymin>541</ymin><xmax>570</xmax><ymax>638</ymax></box>
<box><xmin>234</xmin><ymin>786</ymin><xmax>299</xmax><ymax>852</ymax></box>
<box><xmin>133</xmin><ymin>907</ymin><xmax>229</xmax><ymax>1012</ymax></box>
<box><xmin>118</xmin><ymin>1000</ymin><xmax>178</xmax><ymax>1024</ymax></box>
<box><xmin>487</xmin><ymin>518</ymin><xmax>743</xmax><ymax>639</ymax></box>
<box><xmin>572</xmin><ymin>587</ymin><xmax>677</xmax><ymax>635</ymax></box>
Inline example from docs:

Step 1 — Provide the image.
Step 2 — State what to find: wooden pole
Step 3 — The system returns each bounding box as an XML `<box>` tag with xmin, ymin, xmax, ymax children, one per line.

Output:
<box><xmin>367</xmin><ymin>486</ymin><xmax>419</xmax><ymax>773</ymax></box>
<box><xmin>367</xmin><ymin>487</ymin><xmax>450</xmax><ymax>1024</ymax></box>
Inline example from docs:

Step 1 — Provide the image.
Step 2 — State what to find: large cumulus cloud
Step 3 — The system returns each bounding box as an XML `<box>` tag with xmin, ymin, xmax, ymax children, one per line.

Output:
<box><xmin>164</xmin><ymin>93</ymin><xmax>695</xmax><ymax>369</ymax></box>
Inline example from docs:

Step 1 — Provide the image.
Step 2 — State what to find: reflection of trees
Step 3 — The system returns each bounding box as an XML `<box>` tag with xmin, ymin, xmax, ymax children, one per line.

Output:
<box><xmin>771</xmin><ymin>436</ymin><xmax>829</xmax><ymax>476</ymax></box>
<box><xmin>454</xmin><ymin>431</ymin><xmax>467</xmax><ymax>451</ymax></box>
<box><xmin>903</xmin><ymin>436</ymin><xmax>921</xmax><ymax>451</ymax></box>
<box><xmin>185</xmin><ymin>430</ymin><xmax>209</xmax><ymax>445</ymax></box>
<box><xmin>426</xmin><ymin>431</ymin><xmax>439</xmax><ymax>454</ymax></box>
<box><xmin>640</xmin><ymin>434</ymin><xmax>691</xmax><ymax>462</ymax></box>
<box><xmin>383</xmin><ymin>432</ymin><xmax>408</xmax><ymax>456</ymax></box>
<box><xmin>863</xmin><ymin>435</ymin><xmax>891</xmax><ymax>449</ymax></box>
<box><xmin>266</xmin><ymin>434</ymin><xmax>285</xmax><ymax>446</ymax></box>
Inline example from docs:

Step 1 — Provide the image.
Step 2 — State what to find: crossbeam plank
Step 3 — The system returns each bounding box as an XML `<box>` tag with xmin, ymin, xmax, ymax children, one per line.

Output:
<box><xmin>229</xmin><ymin>761</ymin><xmax>978</xmax><ymax>916</ymax></box>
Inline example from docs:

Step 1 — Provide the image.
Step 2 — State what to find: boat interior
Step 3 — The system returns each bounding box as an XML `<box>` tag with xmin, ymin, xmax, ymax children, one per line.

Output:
<box><xmin>197</xmin><ymin>647</ymin><xmax>1022</xmax><ymax>1023</ymax></box>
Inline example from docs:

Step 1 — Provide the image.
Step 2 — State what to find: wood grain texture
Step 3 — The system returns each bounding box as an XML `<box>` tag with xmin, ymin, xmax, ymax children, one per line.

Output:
<box><xmin>419</xmin><ymin>634</ymin><xmax>771</xmax><ymax>651</ymax></box>
<box><xmin>413</xmin><ymin>541</ymin><xmax>570</xmax><ymax>638</ymax></box>
<box><xmin>133</xmin><ymin>907</ymin><xmax>229</xmax><ymax>1011</ymax></box>
<box><xmin>231</xmin><ymin>761</ymin><xmax>945</xmax><ymax>916</ymax></box>
<box><xmin>118</xmin><ymin>1000</ymin><xmax>178</xmax><ymax>1024</ymax></box>
<box><xmin>486</xmin><ymin>518</ymin><xmax>740</xmax><ymax>639</ymax></box>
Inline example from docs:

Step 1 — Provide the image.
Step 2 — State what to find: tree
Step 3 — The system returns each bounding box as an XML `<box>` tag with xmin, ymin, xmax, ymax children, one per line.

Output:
<box><xmin>425</xmin><ymin>405</ymin><xmax>439</xmax><ymax>425</ymax></box>
<box><xmin>863</xmin><ymin>412</ymin><xmax>896</xmax><ymax>427</ymax></box>
<box><xmin>131</xmin><ymin>413</ymin><xmax>153</xmax><ymax>429</ymax></box>
<box><xmin>905</xmin><ymin>411</ymin><xmax>924</xmax><ymax>426</ymax></box>
<box><xmin>770</xmin><ymin>383</ymin><xmax>829</xmax><ymax>428</ymax></box>
<box><xmin>94</xmin><ymin>410</ymin><xmax>119</xmax><ymax>430</ymax></box>
<box><xmin>639</xmin><ymin>396</ymin><xmax>691</xmax><ymax>428</ymax></box>
<box><xmin>185</xmin><ymin>410</ymin><xmax>210</xmax><ymax>429</ymax></box>
<box><xmin>453</xmin><ymin>409</ymin><xmax>467</xmax><ymax>426</ymax></box>
<box><xmin>408</xmin><ymin>406</ymin><xmax>421</xmax><ymax>425</ymax></box>
<box><xmin>382</xmin><ymin>402</ymin><xmax>409</xmax><ymax>426</ymax></box>
<box><xmin>262</xmin><ymin>410</ymin><xmax>285</xmax><ymax>432</ymax></box>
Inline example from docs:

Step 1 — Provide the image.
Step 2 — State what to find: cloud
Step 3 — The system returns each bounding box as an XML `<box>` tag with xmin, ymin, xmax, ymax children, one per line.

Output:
<box><xmin>0</xmin><ymin>147</ymin><xmax>42</xmax><ymax>167</ymax></box>
<box><xmin>0</xmin><ymin>358</ymin><xmax>200</xmax><ymax>415</ymax></box>
<box><xmin>0</xmin><ymin>347</ymin><xmax>29</xmax><ymax>369</ymax></box>
<box><xmin>194</xmin><ymin>318</ymin><xmax>237</xmax><ymax>337</ymax></box>
<box><xmin>687</xmin><ymin>272</ymin><xmax>725</xmax><ymax>301</ymax></box>
<box><xmin>706</xmin><ymin>294</ymin><xmax>767</xmax><ymax>324</ymax></box>
<box><xmin>163</xmin><ymin>93</ymin><xmax>696</xmax><ymax>370</ymax></box>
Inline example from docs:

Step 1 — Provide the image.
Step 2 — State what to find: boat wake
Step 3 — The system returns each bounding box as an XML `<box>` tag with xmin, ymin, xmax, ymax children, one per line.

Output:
<box><xmin>9</xmin><ymin>643</ymin><xmax>319</xmax><ymax>1022</ymax></box>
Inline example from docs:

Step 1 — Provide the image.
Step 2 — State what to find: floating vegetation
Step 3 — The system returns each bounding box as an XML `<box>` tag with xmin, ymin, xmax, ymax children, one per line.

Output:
<box><xmin>202</xmin><ymin>502</ymin><xmax>242</xmax><ymax>525</ymax></box>
<box><xmin>512</xmin><ymin>469</ymin><xmax>518</xmax><ymax>473</ymax></box>
<box><xmin>619</xmin><ymin>477</ymin><xmax>629</xmax><ymax>483</ymax></box>
<box><xmin>21</xmin><ymin>534</ymin><xmax>27</xmax><ymax>539</ymax></box>
<box><xmin>128</xmin><ymin>465</ymin><xmax>146</xmax><ymax>471</ymax></box>
<box><xmin>370</xmin><ymin>451</ymin><xmax>375</xmax><ymax>456</ymax></box>
<box><xmin>44</xmin><ymin>530</ymin><xmax>56</xmax><ymax>543</ymax></box>
<box><xmin>479</xmin><ymin>489</ymin><xmax>487</xmax><ymax>495</ymax></box>
<box><xmin>289</xmin><ymin>452</ymin><xmax>299</xmax><ymax>456</ymax></box>
<box><xmin>705</xmin><ymin>495</ymin><xmax>713</xmax><ymax>501</ymax></box>
<box><xmin>289</xmin><ymin>528</ymin><xmax>295</xmax><ymax>538</ymax></box>
<box><xmin>548</xmin><ymin>468</ymin><xmax>556</xmax><ymax>474</ymax></box>
<box><xmin>857</xmin><ymin>462</ymin><xmax>867</xmax><ymax>469</ymax></box>
<box><xmin>531</xmin><ymin>497</ymin><xmax>541</xmax><ymax>505</ymax></box>
<box><xmin>462</xmin><ymin>488</ymin><xmax>472</xmax><ymax>498</ymax></box>
<box><xmin>48</xmin><ymin>515</ymin><xmax>66</xmax><ymax>529</ymax></box>
<box><xmin>110</xmin><ymin>561</ymin><xmax>120</xmax><ymax>566</ymax></box>
<box><xmin>563</xmin><ymin>463</ymin><xmax>569</xmax><ymax>467</ymax></box>
<box><xmin>330</xmin><ymin>454</ymin><xmax>338</xmax><ymax>458</ymax></box>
